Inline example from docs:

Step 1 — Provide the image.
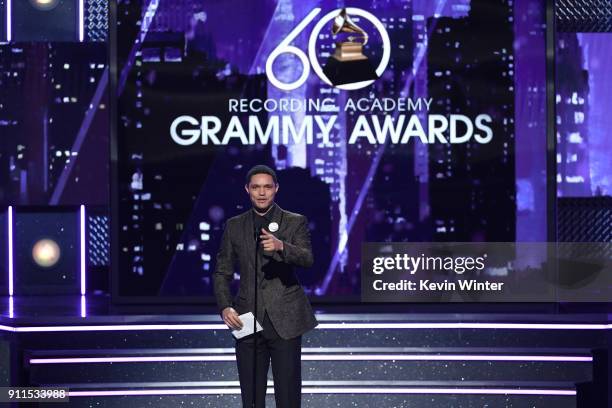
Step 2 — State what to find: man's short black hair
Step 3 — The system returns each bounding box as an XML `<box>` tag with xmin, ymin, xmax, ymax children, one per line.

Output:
<box><xmin>245</xmin><ymin>164</ymin><xmax>278</xmax><ymax>185</ymax></box>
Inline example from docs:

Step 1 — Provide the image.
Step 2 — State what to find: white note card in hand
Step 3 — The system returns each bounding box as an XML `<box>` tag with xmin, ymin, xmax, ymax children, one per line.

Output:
<box><xmin>231</xmin><ymin>312</ymin><xmax>263</xmax><ymax>339</ymax></box>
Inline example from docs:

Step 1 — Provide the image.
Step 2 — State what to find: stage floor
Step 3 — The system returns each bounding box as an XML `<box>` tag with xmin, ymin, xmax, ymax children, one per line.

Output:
<box><xmin>0</xmin><ymin>295</ymin><xmax>610</xmax><ymax>407</ymax></box>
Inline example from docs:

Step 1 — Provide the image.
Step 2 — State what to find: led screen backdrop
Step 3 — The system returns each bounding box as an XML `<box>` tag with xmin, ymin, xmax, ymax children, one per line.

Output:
<box><xmin>0</xmin><ymin>0</ymin><xmax>109</xmax><ymax>207</ymax></box>
<box><xmin>115</xmin><ymin>0</ymin><xmax>548</xmax><ymax>300</ymax></box>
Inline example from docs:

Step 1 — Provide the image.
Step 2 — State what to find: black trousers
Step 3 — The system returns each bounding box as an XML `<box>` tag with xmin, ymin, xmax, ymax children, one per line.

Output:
<box><xmin>235</xmin><ymin>311</ymin><xmax>302</xmax><ymax>408</ymax></box>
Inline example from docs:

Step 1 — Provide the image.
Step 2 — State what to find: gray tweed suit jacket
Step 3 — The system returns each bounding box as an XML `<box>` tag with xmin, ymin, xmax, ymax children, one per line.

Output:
<box><xmin>213</xmin><ymin>204</ymin><xmax>319</xmax><ymax>339</ymax></box>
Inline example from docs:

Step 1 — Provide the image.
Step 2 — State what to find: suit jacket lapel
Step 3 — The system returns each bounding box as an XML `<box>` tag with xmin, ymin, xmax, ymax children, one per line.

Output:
<box><xmin>244</xmin><ymin>204</ymin><xmax>285</xmax><ymax>271</ymax></box>
<box><xmin>243</xmin><ymin>211</ymin><xmax>256</xmax><ymax>271</ymax></box>
<box><xmin>269</xmin><ymin>204</ymin><xmax>285</xmax><ymax>237</ymax></box>
<box><xmin>259</xmin><ymin>204</ymin><xmax>285</xmax><ymax>268</ymax></box>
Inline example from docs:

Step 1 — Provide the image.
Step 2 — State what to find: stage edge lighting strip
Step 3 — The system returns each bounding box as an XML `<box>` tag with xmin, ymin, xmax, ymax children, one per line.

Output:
<box><xmin>80</xmin><ymin>295</ymin><xmax>86</xmax><ymax>318</ymax></box>
<box><xmin>7</xmin><ymin>206</ymin><xmax>13</xmax><ymax>296</ymax></box>
<box><xmin>80</xmin><ymin>205</ymin><xmax>86</xmax><ymax>295</ymax></box>
<box><xmin>0</xmin><ymin>322</ymin><xmax>610</xmax><ymax>333</ymax></box>
<box><xmin>319</xmin><ymin>323</ymin><xmax>612</xmax><ymax>330</ymax></box>
<box><xmin>67</xmin><ymin>388</ymin><xmax>576</xmax><ymax>397</ymax></box>
<box><xmin>6</xmin><ymin>0</ymin><xmax>11</xmax><ymax>42</ymax></box>
<box><xmin>28</xmin><ymin>354</ymin><xmax>593</xmax><ymax>364</ymax></box>
<box><xmin>78</xmin><ymin>0</ymin><xmax>84</xmax><ymax>42</ymax></box>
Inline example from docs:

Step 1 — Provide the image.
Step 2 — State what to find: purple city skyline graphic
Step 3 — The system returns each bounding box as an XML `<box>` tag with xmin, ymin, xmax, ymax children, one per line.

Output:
<box><xmin>0</xmin><ymin>0</ymin><xmax>609</xmax><ymax>299</ymax></box>
<box><xmin>114</xmin><ymin>0</ymin><xmax>552</xmax><ymax>298</ymax></box>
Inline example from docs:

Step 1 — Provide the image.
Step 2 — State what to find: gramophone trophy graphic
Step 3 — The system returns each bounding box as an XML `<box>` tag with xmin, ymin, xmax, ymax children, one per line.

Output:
<box><xmin>323</xmin><ymin>8</ymin><xmax>379</xmax><ymax>86</ymax></box>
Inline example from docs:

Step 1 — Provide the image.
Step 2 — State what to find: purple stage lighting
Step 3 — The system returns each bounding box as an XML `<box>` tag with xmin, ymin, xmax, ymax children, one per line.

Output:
<box><xmin>8</xmin><ymin>206</ymin><xmax>13</xmax><ymax>296</ymax></box>
<box><xmin>80</xmin><ymin>205</ymin><xmax>86</xmax><ymax>295</ymax></box>
<box><xmin>6</xmin><ymin>0</ymin><xmax>11</xmax><ymax>42</ymax></box>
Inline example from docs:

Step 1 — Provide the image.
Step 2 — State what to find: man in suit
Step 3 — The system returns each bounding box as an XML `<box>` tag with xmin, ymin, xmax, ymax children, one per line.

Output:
<box><xmin>214</xmin><ymin>164</ymin><xmax>318</xmax><ymax>408</ymax></box>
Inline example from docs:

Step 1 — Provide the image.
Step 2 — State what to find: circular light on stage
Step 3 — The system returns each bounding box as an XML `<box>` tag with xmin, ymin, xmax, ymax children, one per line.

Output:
<box><xmin>29</xmin><ymin>0</ymin><xmax>60</xmax><ymax>11</ymax></box>
<box><xmin>32</xmin><ymin>239</ymin><xmax>61</xmax><ymax>268</ymax></box>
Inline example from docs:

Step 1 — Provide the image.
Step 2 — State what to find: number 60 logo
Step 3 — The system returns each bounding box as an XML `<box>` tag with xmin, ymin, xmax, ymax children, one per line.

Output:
<box><xmin>265</xmin><ymin>7</ymin><xmax>391</xmax><ymax>91</ymax></box>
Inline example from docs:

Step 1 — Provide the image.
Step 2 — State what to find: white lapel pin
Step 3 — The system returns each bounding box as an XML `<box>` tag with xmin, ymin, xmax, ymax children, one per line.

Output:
<box><xmin>268</xmin><ymin>222</ymin><xmax>279</xmax><ymax>232</ymax></box>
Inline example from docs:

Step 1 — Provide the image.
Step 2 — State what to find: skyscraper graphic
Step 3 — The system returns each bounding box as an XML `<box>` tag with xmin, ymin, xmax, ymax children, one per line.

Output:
<box><xmin>0</xmin><ymin>42</ymin><xmax>107</xmax><ymax>205</ymax></box>
<box><xmin>412</xmin><ymin>0</ymin><xmax>470</xmax><ymax>225</ymax></box>
<box><xmin>428</xmin><ymin>0</ymin><xmax>516</xmax><ymax>242</ymax></box>
<box><xmin>556</xmin><ymin>33</ymin><xmax>592</xmax><ymax>197</ymax></box>
<box><xmin>514</xmin><ymin>0</ymin><xmax>547</xmax><ymax>241</ymax></box>
<box><xmin>306</xmin><ymin>0</ymin><xmax>350</xmax><ymax>288</ymax></box>
<box><xmin>349</xmin><ymin>0</ymin><xmax>419</xmax><ymax>278</ymax></box>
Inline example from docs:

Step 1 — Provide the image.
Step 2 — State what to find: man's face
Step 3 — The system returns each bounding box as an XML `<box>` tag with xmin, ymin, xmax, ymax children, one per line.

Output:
<box><xmin>245</xmin><ymin>173</ymin><xmax>278</xmax><ymax>212</ymax></box>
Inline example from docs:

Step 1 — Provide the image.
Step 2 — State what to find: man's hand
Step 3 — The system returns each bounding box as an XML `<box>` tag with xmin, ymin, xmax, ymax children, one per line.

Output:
<box><xmin>221</xmin><ymin>307</ymin><xmax>243</xmax><ymax>330</ymax></box>
<box><xmin>260</xmin><ymin>228</ymin><xmax>284</xmax><ymax>252</ymax></box>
